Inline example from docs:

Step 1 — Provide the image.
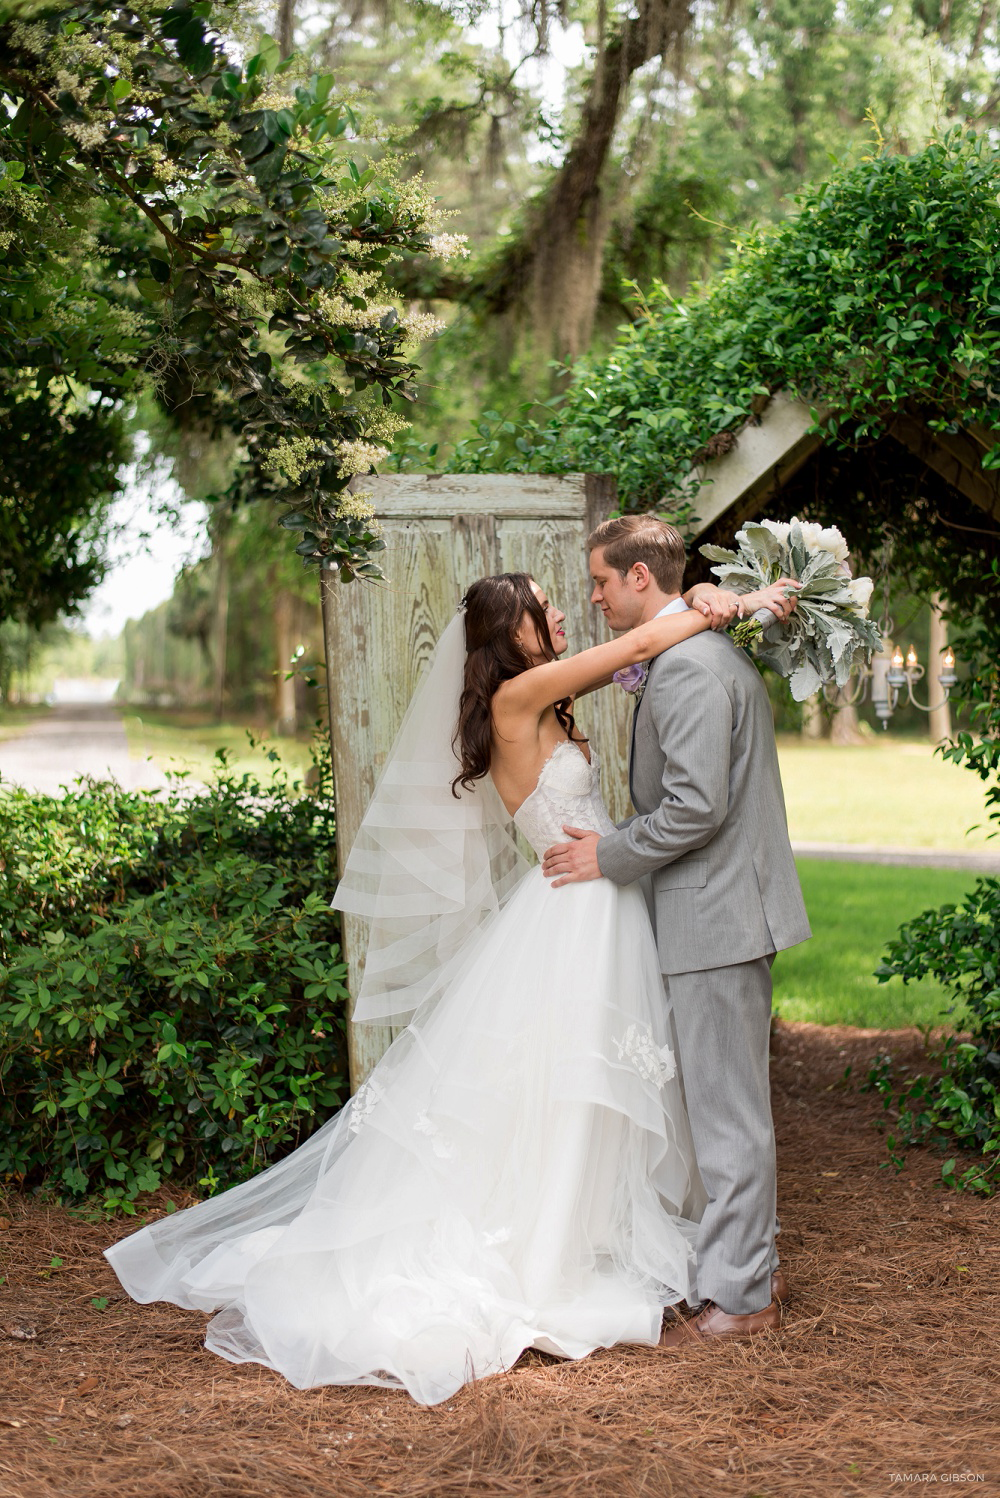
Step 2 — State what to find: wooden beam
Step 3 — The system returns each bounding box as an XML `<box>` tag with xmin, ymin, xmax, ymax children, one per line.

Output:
<box><xmin>359</xmin><ymin>472</ymin><xmax>616</xmax><ymax>520</ymax></box>
<box><xmin>687</xmin><ymin>394</ymin><xmax>829</xmax><ymax>539</ymax></box>
<box><xmin>685</xmin><ymin>395</ymin><xmax>1000</xmax><ymax>539</ymax></box>
<box><xmin>888</xmin><ymin>416</ymin><xmax>1000</xmax><ymax>523</ymax></box>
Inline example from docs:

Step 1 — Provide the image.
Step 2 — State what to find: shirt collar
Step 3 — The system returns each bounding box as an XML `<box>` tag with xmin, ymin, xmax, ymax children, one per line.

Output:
<box><xmin>654</xmin><ymin>596</ymin><xmax>690</xmax><ymax>618</ymax></box>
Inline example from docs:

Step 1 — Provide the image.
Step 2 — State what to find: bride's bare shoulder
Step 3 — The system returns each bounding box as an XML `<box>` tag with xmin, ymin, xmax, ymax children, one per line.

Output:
<box><xmin>491</xmin><ymin>675</ymin><xmax>536</xmax><ymax>720</ymax></box>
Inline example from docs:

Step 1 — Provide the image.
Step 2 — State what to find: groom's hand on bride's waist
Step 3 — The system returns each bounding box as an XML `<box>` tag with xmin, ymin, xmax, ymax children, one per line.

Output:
<box><xmin>542</xmin><ymin>828</ymin><xmax>602</xmax><ymax>886</ymax></box>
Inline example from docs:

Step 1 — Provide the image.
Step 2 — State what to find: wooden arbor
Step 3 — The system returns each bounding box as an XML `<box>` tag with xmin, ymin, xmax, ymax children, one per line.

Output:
<box><xmin>682</xmin><ymin>394</ymin><xmax>999</xmax><ymax>742</ymax></box>
<box><xmin>685</xmin><ymin>393</ymin><xmax>1000</xmax><ymax>551</ymax></box>
<box><xmin>321</xmin><ymin>473</ymin><xmax>628</xmax><ymax>1089</ymax></box>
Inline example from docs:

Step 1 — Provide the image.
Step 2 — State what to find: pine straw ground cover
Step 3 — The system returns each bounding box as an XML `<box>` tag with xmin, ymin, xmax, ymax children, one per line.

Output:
<box><xmin>0</xmin><ymin>1022</ymin><xmax>997</xmax><ymax>1498</ymax></box>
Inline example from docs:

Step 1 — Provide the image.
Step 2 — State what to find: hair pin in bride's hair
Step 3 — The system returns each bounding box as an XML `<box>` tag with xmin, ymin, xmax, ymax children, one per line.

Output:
<box><xmin>457</xmin><ymin>596</ymin><xmax>468</xmax><ymax>613</ymax></box>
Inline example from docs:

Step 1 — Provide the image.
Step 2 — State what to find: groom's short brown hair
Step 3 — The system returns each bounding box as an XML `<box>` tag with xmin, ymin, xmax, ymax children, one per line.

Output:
<box><xmin>587</xmin><ymin>515</ymin><xmax>687</xmax><ymax>594</ymax></box>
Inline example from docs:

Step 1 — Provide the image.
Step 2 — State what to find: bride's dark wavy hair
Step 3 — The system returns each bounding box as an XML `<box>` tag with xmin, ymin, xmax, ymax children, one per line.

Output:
<box><xmin>452</xmin><ymin>572</ymin><xmax>580</xmax><ymax>796</ymax></box>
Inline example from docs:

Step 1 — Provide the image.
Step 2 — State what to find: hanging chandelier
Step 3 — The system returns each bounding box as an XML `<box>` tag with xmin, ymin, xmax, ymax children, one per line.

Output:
<box><xmin>818</xmin><ymin>538</ymin><xmax>958</xmax><ymax>728</ymax></box>
<box><xmin>819</xmin><ymin>638</ymin><xmax>957</xmax><ymax>727</ymax></box>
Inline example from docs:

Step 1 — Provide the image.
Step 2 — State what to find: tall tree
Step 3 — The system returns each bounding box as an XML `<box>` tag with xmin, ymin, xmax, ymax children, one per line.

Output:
<box><xmin>0</xmin><ymin>392</ymin><xmax>128</xmax><ymax>630</ymax></box>
<box><xmin>0</xmin><ymin>0</ymin><xmax>451</xmax><ymax>588</ymax></box>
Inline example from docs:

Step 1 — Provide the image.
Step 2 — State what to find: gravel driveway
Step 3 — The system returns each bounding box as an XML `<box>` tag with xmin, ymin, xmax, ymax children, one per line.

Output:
<box><xmin>0</xmin><ymin>705</ymin><xmax>169</xmax><ymax>797</ymax></box>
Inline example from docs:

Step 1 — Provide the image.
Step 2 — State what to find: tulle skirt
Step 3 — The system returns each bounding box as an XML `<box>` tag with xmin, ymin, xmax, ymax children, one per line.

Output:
<box><xmin>105</xmin><ymin>867</ymin><xmax>705</xmax><ymax>1405</ymax></box>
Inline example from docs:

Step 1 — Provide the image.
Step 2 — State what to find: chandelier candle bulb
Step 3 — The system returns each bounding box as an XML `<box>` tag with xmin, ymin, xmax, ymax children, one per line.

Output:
<box><xmin>906</xmin><ymin>645</ymin><xmax>919</xmax><ymax>671</ymax></box>
<box><xmin>887</xmin><ymin>646</ymin><xmax>907</xmax><ymax>689</ymax></box>
<box><xmin>939</xmin><ymin>647</ymin><xmax>958</xmax><ymax>689</ymax></box>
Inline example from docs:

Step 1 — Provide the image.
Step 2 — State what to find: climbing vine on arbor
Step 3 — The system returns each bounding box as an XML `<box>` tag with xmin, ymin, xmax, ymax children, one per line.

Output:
<box><xmin>451</xmin><ymin>131</ymin><xmax>1000</xmax><ymax>504</ymax></box>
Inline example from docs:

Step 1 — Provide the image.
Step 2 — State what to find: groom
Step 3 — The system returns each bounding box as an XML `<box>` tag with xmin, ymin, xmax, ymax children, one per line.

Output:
<box><xmin>541</xmin><ymin>514</ymin><xmax>811</xmax><ymax>1346</ymax></box>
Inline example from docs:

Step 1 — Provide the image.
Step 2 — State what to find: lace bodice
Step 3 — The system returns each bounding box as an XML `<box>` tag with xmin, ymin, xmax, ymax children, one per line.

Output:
<box><xmin>510</xmin><ymin>741</ymin><xmax>617</xmax><ymax>860</ymax></box>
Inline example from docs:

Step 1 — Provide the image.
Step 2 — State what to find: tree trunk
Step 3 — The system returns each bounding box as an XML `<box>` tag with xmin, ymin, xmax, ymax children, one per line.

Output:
<box><xmin>800</xmin><ymin>692</ymin><xmax>826</xmax><ymax>739</ymax></box>
<box><xmin>276</xmin><ymin>0</ymin><xmax>295</xmax><ymax>59</ymax></box>
<box><xmin>272</xmin><ymin>582</ymin><xmax>298</xmax><ymax>736</ymax></box>
<box><xmin>212</xmin><ymin>528</ymin><xmax>229</xmax><ymax>723</ymax></box>
<box><xmin>970</xmin><ymin>0</ymin><xmax>992</xmax><ymax>58</ymax></box>
<box><xmin>830</xmin><ymin>691</ymin><xmax>865</xmax><ymax>746</ymax></box>
<box><xmin>928</xmin><ymin>593</ymin><xmax>953</xmax><ymax>745</ymax></box>
<box><xmin>390</xmin><ymin>0</ymin><xmax>693</xmax><ymax>365</ymax></box>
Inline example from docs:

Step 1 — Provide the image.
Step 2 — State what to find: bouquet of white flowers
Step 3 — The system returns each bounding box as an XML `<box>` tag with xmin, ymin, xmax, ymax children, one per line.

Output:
<box><xmin>700</xmin><ymin>518</ymin><xmax>881</xmax><ymax>701</ymax></box>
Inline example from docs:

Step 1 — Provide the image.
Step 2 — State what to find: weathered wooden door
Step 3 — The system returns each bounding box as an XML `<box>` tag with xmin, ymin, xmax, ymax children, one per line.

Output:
<box><xmin>321</xmin><ymin>473</ymin><xmax>630</xmax><ymax>1089</ymax></box>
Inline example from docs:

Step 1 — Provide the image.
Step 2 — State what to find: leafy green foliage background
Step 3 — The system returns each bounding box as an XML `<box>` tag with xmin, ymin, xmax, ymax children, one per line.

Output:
<box><xmin>0</xmin><ymin>0</ymin><xmax>441</xmax><ymax>592</ymax></box>
<box><xmin>432</xmin><ymin>132</ymin><xmax>1000</xmax><ymax>505</ymax></box>
<box><xmin>874</xmin><ymin>872</ymin><xmax>1000</xmax><ymax>1194</ymax></box>
<box><xmin>0</xmin><ymin>743</ymin><xmax>348</xmax><ymax>1211</ymax></box>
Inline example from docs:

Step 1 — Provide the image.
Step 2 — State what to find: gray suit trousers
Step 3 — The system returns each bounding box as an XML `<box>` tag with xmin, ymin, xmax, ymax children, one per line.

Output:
<box><xmin>665</xmin><ymin>955</ymin><xmax>779</xmax><ymax>1315</ymax></box>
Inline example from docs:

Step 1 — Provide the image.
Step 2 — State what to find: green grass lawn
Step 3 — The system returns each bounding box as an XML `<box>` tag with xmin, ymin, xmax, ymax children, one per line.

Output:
<box><xmin>776</xmin><ymin>736</ymin><xmax>991</xmax><ymax>850</ymax></box>
<box><xmin>772</xmin><ymin>859</ymin><xmax>976</xmax><ymax>1029</ymax></box>
<box><xmin>122</xmin><ymin>710</ymin><xmax>315</xmax><ymax>783</ymax></box>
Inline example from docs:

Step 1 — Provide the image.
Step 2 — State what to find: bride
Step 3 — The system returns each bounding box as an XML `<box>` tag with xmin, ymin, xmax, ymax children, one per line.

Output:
<box><xmin>105</xmin><ymin>568</ymin><xmax>787</xmax><ymax>1405</ymax></box>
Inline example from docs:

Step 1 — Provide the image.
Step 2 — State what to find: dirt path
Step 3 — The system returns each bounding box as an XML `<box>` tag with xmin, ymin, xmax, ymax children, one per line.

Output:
<box><xmin>0</xmin><ymin>1022</ymin><xmax>996</xmax><ymax>1498</ymax></box>
<box><xmin>791</xmin><ymin>841</ymin><xmax>1000</xmax><ymax>873</ymax></box>
<box><xmin>0</xmin><ymin>706</ymin><xmax>167</xmax><ymax>796</ymax></box>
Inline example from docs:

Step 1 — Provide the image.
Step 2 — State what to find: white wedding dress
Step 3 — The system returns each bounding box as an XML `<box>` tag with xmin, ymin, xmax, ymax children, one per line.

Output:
<box><xmin>105</xmin><ymin>741</ymin><xmax>704</xmax><ymax>1405</ymax></box>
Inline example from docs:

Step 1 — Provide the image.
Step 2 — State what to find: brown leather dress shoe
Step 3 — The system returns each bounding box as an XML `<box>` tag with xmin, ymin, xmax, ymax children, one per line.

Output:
<box><xmin>658</xmin><ymin>1299</ymin><xmax>780</xmax><ymax>1349</ymax></box>
<box><xmin>771</xmin><ymin>1267</ymin><xmax>789</xmax><ymax>1305</ymax></box>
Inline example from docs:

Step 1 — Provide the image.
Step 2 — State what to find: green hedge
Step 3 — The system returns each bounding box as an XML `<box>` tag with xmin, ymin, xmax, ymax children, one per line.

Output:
<box><xmin>0</xmin><ymin>741</ymin><xmax>348</xmax><ymax>1212</ymax></box>
<box><xmin>873</xmin><ymin>878</ymin><xmax>1000</xmax><ymax>1194</ymax></box>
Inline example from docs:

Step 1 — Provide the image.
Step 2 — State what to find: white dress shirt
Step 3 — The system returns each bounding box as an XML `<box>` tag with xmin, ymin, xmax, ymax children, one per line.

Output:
<box><xmin>654</xmin><ymin>596</ymin><xmax>691</xmax><ymax>618</ymax></box>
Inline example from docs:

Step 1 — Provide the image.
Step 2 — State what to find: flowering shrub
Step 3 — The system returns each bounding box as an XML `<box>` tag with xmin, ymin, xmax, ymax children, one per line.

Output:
<box><xmin>0</xmin><ymin>1</ymin><xmax>453</xmax><ymax>582</ymax></box>
<box><xmin>0</xmin><ymin>741</ymin><xmax>349</xmax><ymax>1212</ymax></box>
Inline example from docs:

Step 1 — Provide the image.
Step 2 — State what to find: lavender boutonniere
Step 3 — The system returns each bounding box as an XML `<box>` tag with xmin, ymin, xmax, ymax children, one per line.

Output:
<box><xmin>613</xmin><ymin>661</ymin><xmax>649</xmax><ymax>703</ymax></box>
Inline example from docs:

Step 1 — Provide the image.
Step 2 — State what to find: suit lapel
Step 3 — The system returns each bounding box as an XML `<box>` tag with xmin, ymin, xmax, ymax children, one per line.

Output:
<box><xmin>628</xmin><ymin>688</ymin><xmax>642</xmax><ymax>807</ymax></box>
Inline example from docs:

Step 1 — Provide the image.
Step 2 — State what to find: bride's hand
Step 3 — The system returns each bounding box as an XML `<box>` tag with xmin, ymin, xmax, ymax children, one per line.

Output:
<box><xmin>686</xmin><ymin>582</ymin><xmax>742</xmax><ymax>630</ymax></box>
<box><xmin>743</xmin><ymin>578</ymin><xmax>802</xmax><ymax>622</ymax></box>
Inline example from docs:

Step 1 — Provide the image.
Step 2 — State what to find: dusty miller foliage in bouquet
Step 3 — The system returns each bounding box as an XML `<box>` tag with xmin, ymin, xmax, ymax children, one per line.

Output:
<box><xmin>701</xmin><ymin>519</ymin><xmax>881</xmax><ymax>700</ymax></box>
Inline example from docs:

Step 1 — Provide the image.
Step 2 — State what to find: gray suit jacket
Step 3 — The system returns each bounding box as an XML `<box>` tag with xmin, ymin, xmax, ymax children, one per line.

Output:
<box><xmin>596</xmin><ymin>631</ymin><xmax>811</xmax><ymax>975</ymax></box>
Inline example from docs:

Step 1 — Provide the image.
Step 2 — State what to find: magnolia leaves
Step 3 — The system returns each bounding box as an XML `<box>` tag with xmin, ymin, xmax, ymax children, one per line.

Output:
<box><xmin>0</xmin><ymin>0</ymin><xmax>436</xmax><ymax>583</ymax></box>
<box><xmin>158</xmin><ymin>2</ymin><xmax>216</xmax><ymax>76</ymax></box>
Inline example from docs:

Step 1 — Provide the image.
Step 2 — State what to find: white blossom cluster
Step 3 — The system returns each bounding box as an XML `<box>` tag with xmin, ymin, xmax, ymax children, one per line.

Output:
<box><xmin>318</xmin><ymin>293</ymin><xmax>392</xmax><ymax>332</ymax></box>
<box><xmin>65</xmin><ymin>121</ymin><xmax>107</xmax><ymax>151</ymax></box>
<box><xmin>335</xmin><ymin>491</ymin><xmax>382</xmax><ymax>533</ymax></box>
<box><xmin>9</xmin><ymin>22</ymin><xmax>50</xmax><ymax>55</ymax></box>
<box><xmin>338</xmin><ymin>266</ymin><xmax>380</xmax><ymax>299</ymax></box>
<box><xmin>351</xmin><ymin>401</ymin><xmax>409</xmax><ymax>447</ymax></box>
<box><xmin>106</xmin><ymin>305</ymin><xmax>148</xmax><ymax>338</ymax></box>
<box><xmin>55</xmin><ymin>70</ymin><xmax>91</xmax><ymax>105</ymax></box>
<box><xmin>429</xmin><ymin>233</ymin><xmax>469</xmax><ymax>262</ymax></box>
<box><xmin>261</xmin><ymin>435</ymin><xmax>316</xmax><ymax>485</ymax></box>
<box><xmin>760</xmin><ymin>518</ymin><xmax>850</xmax><ymax>565</ymax></box>
<box><xmin>401</xmin><ymin>310</ymin><xmax>445</xmax><ymax>343</ymax></box>
<box><xmin>219</xmin><ymin>277</ymin><xmax>278</xmax><ymax>318</ymax></box>
<box><xmin>337</xmin><ymin>439</ymin><xmax>389</xmax><ymax>477</ymax></box>
<box><xmin>254</xmin><ymin>85</ymin><xmax>298</xmax><ymax>113</ymax></box>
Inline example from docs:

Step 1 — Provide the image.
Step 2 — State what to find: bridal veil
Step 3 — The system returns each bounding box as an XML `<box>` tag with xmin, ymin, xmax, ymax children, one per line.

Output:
<box><xmin>331</xmin><ymin>609</ymin><xmax>529</xmax><ymax>1025</ymax></box>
